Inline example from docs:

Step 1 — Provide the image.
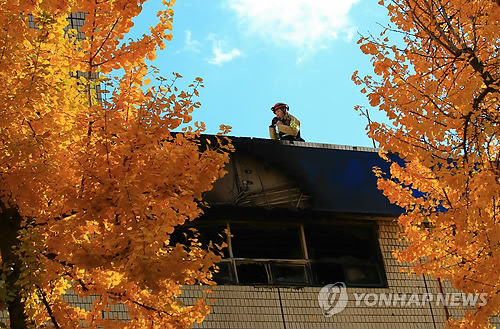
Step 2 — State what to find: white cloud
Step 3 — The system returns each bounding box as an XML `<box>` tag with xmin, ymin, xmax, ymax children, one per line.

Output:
<box><xmin>182</xmin><ymin>30</ymin><xmax>202</xmax><ymax>53</ymax></box>
<box><xmin>208</xmin><ymin>36</ymin><xmax>242</xmax><ymax>65</ymax></box>
<box><xmin>226</xmin><ymin>0</ymin><xmax>360</xmax><ymax>51</ymax></box>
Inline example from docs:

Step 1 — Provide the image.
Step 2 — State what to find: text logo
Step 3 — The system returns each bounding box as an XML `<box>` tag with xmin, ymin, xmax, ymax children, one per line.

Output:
<box><xmin>353</xmin><ymin>292</ymin><xmax>488</xmax><ymax>307</ymax></box>
<box><xmin>318</xmin><ymin>282</ymin><xmax>348</xmax><ymax>317</ymax></box>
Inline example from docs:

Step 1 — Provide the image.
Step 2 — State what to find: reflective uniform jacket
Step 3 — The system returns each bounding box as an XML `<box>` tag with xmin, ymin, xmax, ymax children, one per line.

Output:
<box><xmin>269</xmin><ymin>113</ymin><xmax>303</xmax><ymax>141</ymax></box>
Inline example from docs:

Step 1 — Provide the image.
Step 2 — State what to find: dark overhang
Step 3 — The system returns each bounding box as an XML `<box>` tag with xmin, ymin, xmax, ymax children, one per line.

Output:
<box><xmin>203</xmin><ymin>136</ymin><xmax>402</xmax><ymax>217</ymax></box>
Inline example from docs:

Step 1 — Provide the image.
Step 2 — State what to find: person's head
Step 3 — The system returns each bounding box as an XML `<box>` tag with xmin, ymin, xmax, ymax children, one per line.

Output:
<box><xmin>271</xmin><ymin>102</ymin><xmax>289</xmax><ymax>119</ymax></box>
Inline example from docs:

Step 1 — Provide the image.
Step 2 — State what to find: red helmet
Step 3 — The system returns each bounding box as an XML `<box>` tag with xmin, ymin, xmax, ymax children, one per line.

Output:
<box><xmin>271</xmin><ymin>102</ymin><xmax>289</xmax><ymax>113</ymax></box>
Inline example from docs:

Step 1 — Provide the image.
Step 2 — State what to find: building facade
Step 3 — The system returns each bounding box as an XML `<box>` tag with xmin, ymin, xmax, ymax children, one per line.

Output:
<box><xmin>179</xmin><ymin>137</ymin><xmax>499</xmax><ymax>329</ymax></box>
<box><xmin>2</xmin><ymin>137</ymin><xmax>497</xmax><ymax>328</ymax></box>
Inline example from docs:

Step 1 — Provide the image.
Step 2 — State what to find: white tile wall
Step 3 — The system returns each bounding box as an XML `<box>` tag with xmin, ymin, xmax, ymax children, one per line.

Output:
<box><xmin>1</xmin><ymin>220</ymin><xmax>498</xmax><ymax>329</ymax></box>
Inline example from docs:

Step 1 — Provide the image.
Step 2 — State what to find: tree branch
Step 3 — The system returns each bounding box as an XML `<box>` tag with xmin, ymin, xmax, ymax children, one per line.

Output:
<box><xmin>37</xmin><ymin>285</ymin><xmax>60</xmax><ymax>329</ymax></box>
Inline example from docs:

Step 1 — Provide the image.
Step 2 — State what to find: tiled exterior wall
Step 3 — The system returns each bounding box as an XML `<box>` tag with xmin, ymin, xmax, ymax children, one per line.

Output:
<box><xmin>2</xmin><ymin>220</ymin><xmax>498</xmax><ymax>328</ymax></box>
<box><xmin>183</xmin><ymin>219</ymin><xmax>499</xmax><ymax>329</ymax></box>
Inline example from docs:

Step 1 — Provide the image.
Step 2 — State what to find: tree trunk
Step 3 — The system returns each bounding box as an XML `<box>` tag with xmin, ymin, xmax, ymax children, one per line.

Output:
<box><xmin>0</xmin><ymin>202</ymin><xmax>30</xmax><ymax>329</ymax></box>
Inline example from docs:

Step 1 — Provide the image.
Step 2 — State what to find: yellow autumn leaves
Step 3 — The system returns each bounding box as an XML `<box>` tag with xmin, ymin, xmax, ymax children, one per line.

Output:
<box><xmin>0</xmin><ymin>0</ymin><xmax>232</xmax><ymax>328</ymax></box>
<box><xmin>355</xmin><ymin>0</ymin><xmax>500</xmax><ymax>328</ymax></box>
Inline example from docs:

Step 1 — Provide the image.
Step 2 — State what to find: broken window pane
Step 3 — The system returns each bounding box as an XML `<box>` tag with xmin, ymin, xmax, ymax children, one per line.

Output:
<box><xmin>230</xmin><ymin>223</ymin><xmax>303</xmax><ymax>259</ymax></box>
<box><xmin>305</xmin><ymin>223</ymin><xmax>386</xmax><ymax>287</ymax></box>
<box><xmin>305</xmin><ymin>223</ymin><xmax>379</xmax><ymax>262</ymax></box>
<box><xmin>236</xmin><ymin>263</ymin><xmax>269</xmax><ymax>284</ymax></box>
<box><xmin>271</xmin><ymin>263</ymin><xmax>308</xmax><ymax>285</ymax></box>
<box><xmin>311</xmin><ymin>262</ymin><xmax>344</xmax><ymax>285</ymax></box>
<box><xmin>214</xmin><ymin>262</ymin><xmax>235</xmax><ymax>284</ymax></box>
<box><xmin>344</xmin><ymin>263</ymin><xmax>382</xmax><ymax>286</ymax></box>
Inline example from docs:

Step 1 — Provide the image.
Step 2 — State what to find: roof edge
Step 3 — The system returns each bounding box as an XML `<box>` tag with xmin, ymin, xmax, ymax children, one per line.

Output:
<box><xmin>223</xmin><ymin>135</ymin><xmax>380</xmax><ymax>153</ymax></box>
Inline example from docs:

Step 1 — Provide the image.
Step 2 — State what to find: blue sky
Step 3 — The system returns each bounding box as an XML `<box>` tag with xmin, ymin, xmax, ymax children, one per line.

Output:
<box><xmin>132</xmin><ymin>0</ymin><xmax>391</xmax><ymax>147</ymax></box>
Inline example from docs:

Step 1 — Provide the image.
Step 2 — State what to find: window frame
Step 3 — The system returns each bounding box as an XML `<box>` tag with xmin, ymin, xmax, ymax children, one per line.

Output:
<box><xmin>178</xmin><ymin>217</ymin><xmax>388</xmax><ymax>288</ymax></box>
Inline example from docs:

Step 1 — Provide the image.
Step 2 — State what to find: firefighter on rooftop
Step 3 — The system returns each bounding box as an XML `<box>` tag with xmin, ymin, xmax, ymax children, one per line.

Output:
<box><xmin>269</xmin><ymin>102</ymin><xmax>304</xmax><ymax>141</ymax></box>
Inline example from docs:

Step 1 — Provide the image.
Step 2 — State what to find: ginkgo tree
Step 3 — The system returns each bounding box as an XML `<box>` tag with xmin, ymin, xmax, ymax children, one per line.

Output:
<box><xmin>353</xmin><ymin>0</ymin><xmax>499</xmax><ymax>328</ymax></box>
<box><xmin>0</xmin><ymin>0</ymin><xmax>232</xmax><ymax>328</ymax></box>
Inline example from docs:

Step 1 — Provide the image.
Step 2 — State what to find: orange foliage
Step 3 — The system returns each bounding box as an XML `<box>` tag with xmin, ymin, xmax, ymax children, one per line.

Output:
<box><xmin>354</xmin><ymin>0</ymin><xmax>499</xmax><ymax>328</ymax></box>
<box><xmin>0</xmin><ymin>0</ymin><xmax>232</xmax><ymax>328</ymax></box>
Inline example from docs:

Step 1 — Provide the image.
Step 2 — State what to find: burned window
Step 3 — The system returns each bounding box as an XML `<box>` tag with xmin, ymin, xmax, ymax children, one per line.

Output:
<box><xmin>236</xmin><ymin>263</ymin><xmax>269</xmax><ymax>284</ymax></box>
<box><xmin>305</xmin><ymin>223</ymin><xmax>385</xmax><ymax>287</ymax></box>
<box><xmin>230</xmin><ymin>223</ymin><xmax>303</xmax><ymax>259</ymax></box>
<box><xmin>175</xmin><ymin>219</ymin><xmax>387</xmax><ymax>287</ymax></box>
<box><xmin>306</xmin><ymin>225</ymin><xmax>377</xmax><ymax>260</ymax></box>
<box><xmin>229</xmin><ymin>223</ymin><xmax>307</xmax><ymax>285</ymax></box>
